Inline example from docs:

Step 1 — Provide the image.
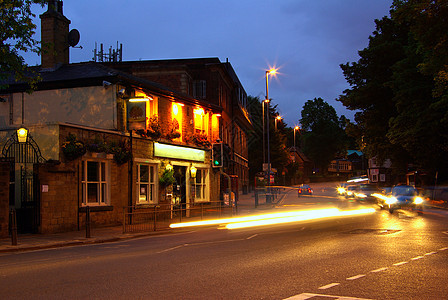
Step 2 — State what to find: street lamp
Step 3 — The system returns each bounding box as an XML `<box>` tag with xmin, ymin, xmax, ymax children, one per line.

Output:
<box><xmin>294</xmin><ymin>126</ymin><xmax>300</xmax><ymax>149</ymax></box>
<box><xmin>265</xmin><ymin>68</ymin><xmax>277</xmax><ymax>202</ymax></box>
<box><xmin>275</xmin><ymin>115</ymin><xmax>282</xmax><ymax>130</ymax></box>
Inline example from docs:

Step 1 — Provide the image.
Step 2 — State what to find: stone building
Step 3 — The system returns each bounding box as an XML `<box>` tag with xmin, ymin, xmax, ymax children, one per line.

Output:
<box><xmin>0</xmin><ymin>1</ymin><xmax>247</xmax><ymax>235</ymax></box>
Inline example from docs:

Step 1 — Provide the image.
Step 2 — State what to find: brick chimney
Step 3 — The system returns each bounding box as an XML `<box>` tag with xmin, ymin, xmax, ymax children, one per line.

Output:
<box><xmin>40</xmin><ymin>0</ymin><xmax>71</xmax><ymax>69</ymax></box>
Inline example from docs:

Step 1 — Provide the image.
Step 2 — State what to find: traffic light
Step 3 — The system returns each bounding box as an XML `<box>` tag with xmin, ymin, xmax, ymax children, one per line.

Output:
<box><xmin>212</xmin><ymin>143</ymin><xmax>223</xmax><ymax>168</ymax></box>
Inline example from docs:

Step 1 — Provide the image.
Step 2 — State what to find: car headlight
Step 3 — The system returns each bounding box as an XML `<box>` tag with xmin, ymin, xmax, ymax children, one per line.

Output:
<box><xmin>337</xmin><ymin>187</ymin><xmax>346</xmax><ymax>194</ymax></box>
<box><xmin>414</xmin><ymin>197</ymin><xmax>424</xmax><ymax>205</ymax></box>
<box><xmin>386</xmin><ymin>196</ymin><xmax>397</xmax><ymax>205</ymax></box>
<box><xmin>356</xmin><ymin>193</ymin><xmax>367</xmax><ymax>198</ymax></box>
<box><xmin>347</xmin><ymin>191</ymin><xmax>353</xmax><ymax>196</ymax></box>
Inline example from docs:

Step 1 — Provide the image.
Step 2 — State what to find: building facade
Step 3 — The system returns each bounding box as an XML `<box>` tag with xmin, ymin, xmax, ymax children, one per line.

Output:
<box><xmin>0</xmin><ymin>2</ymin><xmax>249</xmax><ymax>235</ymax></box>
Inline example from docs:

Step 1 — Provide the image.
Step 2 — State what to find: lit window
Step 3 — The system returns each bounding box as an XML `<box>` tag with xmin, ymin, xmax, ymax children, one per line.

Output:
<box><xmin>137</xmin><ymin>164</ymin><xmax>157</xmax><ymax>204</ymax></box>
<box><xmin>81</xmin><ymin>160</ymin><xmax>109</xmax><ymax>205</ymax></box>
<box><xmin>194</xmin><ymin>168</ymin><xmax>209</xmax><ymax>202</ymax></box>
<box><xmin>194</xmin><ymin>107</ymin><xmax>209</xmax><ymax>135</ymax></box>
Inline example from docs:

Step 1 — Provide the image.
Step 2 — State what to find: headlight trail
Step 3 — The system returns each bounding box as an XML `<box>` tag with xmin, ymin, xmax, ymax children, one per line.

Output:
<box><xmin>169</xmin><ymin>209</ymin><xmax>326</xmax><ymax>228</ymax></box>
<box><xmin>170</xmin><ymin>207</ymin><xmax>376</xmax><ymax>230</ymax></box>
<box><xmin>225</xmin><ymin>208</ymin><xmax>375</xmax><ymax>229</ymax></box>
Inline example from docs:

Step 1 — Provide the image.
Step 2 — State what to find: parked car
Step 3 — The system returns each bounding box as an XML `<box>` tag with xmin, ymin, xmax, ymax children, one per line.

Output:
<box><xmin>382</xmin><ymin>185</ymin><xmax>424</xmax><ymax>214</ymax></box>
<box><xmin>298</xmin><ymin>184</ymin><xmax>313</xmax><ymax>196</ymax></box>
<box><xmin>354</xmin><ymin>184</ymin><xmax>382</xmax><ymax>203</ymax></box>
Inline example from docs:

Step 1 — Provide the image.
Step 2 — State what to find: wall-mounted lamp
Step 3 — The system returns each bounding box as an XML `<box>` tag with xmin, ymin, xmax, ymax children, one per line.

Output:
<box><xmin>17</xmin><ymin>127</ymin><xmax>28</xmax><ymax>143</ymax></box>
<box><xmin>166</xmin><ymin>163</ymin><xmax>173</xmax><ymax>171</ymax></box>
<box><xmin>190</xmin><ymin>166</ymin><xmax>197</xmax><ymax>179</ymax></box>
<box><xmin>129</xmin><ymin>96</ymin><xmax>153</xmax><ymax>102</ymax></box>
<box><xmin>194</xmin><ymin>107</ymin><xmax>205</xmax><ymax>115</ymax></box>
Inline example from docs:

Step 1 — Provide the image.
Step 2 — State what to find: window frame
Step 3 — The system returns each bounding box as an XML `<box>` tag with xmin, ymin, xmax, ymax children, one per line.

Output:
<box><xmin>81</xmin><ymin>159</ymin><xmax>110</xmax><ymax>206</ymax></box>
<box><xmin>193</xmin><ymin>168</ymin><xmax>209</xmax><ymax>202</ymax></box>
<box><xmin>136</xmin><ymin>163</ymin><xmax>158</xmax><ymax>205</ymax></box>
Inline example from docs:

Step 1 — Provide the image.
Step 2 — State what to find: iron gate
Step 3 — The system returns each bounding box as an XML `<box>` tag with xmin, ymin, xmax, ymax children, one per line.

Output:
<box><xmin>2</xmin><ymin>129</ymin><xmax>45</xmax><ymax>233</ymax></box>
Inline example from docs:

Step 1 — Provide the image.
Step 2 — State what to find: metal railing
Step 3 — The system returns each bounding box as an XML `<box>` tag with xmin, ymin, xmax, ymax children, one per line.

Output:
<box><xmin>122</xmin><ymin>201</ymin><xmax>235</xmax><ymax>233</ymax></box>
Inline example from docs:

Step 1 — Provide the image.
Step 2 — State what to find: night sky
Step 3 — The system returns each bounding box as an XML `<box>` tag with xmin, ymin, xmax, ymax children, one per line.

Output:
<box><xmin>23</xmin><ymin>0</ymin><xmax>392</xmax><ymax>127</ymax></box>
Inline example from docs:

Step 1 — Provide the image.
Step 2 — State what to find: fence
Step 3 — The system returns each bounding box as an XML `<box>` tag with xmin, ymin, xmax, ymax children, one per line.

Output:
<box><xmin>123</xmin><ymin>201</ymin><xmax>235</xmax><ymax>233</ymax></box>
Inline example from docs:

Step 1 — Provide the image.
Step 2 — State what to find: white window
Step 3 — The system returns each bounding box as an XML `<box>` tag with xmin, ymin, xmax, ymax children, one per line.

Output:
<box><xmin>137</xmin><ymin>164</ymin><xmax>157</xmax><ymax>204</ymax></box>
<box><xmin>194</xmin><ymin>168</ymin><xmax>209</xmax><ymax>202</ymax></box>
<box><xmin>81</xmin><ymin>160</ymin><xmax>109</xmax><ymax>205</ymax></box>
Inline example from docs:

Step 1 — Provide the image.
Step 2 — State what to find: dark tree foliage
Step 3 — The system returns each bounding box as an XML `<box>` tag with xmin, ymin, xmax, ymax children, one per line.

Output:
<box><xmin>338</xmin><ymin>0</ymin><xmax>448</xmax><ymax>180</ymax></box>
<box><xmin>300</xmin><ymin>98</ymin><xmax>348</xmax><ymax>174</ymax></box>
<box><xmin>1</xmin><ymin>0</ymin><xmax>46</xmax><ymax>89</ymax></box>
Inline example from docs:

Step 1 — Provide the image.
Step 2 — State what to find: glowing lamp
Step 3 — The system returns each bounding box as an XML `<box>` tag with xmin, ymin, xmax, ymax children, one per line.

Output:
<box><xmin>194</xmin><ymin>108</ymin><xmax>205</xmax><ymax>115</ymax></box>
<box><xmin>17</xmin><ymin>128</ymin><xmax>28</xmax><ymax>143</ymax></box>
<box><xmin>190</xmin><ymin>166</ymin><xmax>197</xmax><ymax>179</ymax></box>
<box><xmin>166</xmin><ymin>163</ymin><xmax>173</xmax><ymax>171</ymax></box>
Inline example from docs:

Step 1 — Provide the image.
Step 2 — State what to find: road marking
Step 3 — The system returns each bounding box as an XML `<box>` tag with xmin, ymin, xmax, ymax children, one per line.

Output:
<box><xmin>439</xmin><ymin>247</ymin><xmax>448</xmax><ymax>251</ymax></box>
<box><xmin>411</xmin><ymin>256</ymin><xmax>424</xmax><ymax>260</ymax></box>
<box><xmin>393</xmin><ymin>261</ymin><xmax>408</xmax><ymax>266</ymax></box>
<box><xmin>425</xmin><ymin>251</ymin><xmax>437</xmax><ymax>256</ymax></box>
<box><xmin>246</xmin><ymin>234</ymin><xmax>258</xmax><ymax>240</ymax></box>
<box><xmin>318</xmin><ymin>283</ymin><xmax>340</xmax><ymax>289</ymax></box>
<box><xmin>283</xmin><ymin>293</ymin><xmax>373</xmax><ymax>300</ymax></box>
<box><xmin>346</xmin><ymin>274</ymin><xmax>365</xmax><ymax>280</ymax></box>
<box><xmin>156</xmin><ymin>244</ymin><xmax>186</xmax><ymax>253</ymax></box>
<box><xmin>371</xmin><ymin>267</ymin><xmax>388</xmax><ymax>273</ymax></box>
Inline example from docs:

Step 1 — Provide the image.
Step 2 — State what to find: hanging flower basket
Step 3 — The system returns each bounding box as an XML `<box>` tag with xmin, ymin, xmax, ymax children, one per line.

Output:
<box><xmin>62</xmin><ymin>134</ymin><xmax>86</xmax><ymax>160</ymax></box>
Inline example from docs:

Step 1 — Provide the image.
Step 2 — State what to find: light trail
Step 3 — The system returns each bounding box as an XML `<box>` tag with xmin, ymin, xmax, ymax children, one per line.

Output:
<box><xmin>169</xmin><ymin>207</ymin><xmax>375</xmax><ymax>230</ymax></box>
<box><xmin>225</xmin><ymin>208</ymin><xmax>375</xmax><ymax>230</ymax></box>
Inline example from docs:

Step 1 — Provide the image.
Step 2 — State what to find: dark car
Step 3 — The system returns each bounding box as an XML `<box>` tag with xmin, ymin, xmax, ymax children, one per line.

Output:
<box><xmin>354</xmin><ymin>184</ymin><xmax>382</xmax><ymax>203</ymax></box>
<box><xmin>298</xmin><ymin>184</ymin><xmax>313</xmax><ymax>196</ymax></box>
<box><xmin>384</xmin><ymin>185</ymin><xmax>424</xmax><ymax>214</ymax></box>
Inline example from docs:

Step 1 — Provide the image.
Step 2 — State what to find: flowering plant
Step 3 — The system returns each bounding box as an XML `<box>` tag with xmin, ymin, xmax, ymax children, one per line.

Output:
<box><xmin>186</xmin><ymin>133</ymin><xmax>211</xmax><ymax>148</ymax></box>
<box><xmin>62</xmin><ymin>134</ymin><xmax>86</xmax><ymax>160</ymax></box>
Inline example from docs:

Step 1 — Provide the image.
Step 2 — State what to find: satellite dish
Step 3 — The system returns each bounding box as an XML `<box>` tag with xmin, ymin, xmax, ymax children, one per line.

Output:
<box><xmin>68</xmin><ymin>29</ymin><xmax>80</xmax><ymax>47</ymax></box>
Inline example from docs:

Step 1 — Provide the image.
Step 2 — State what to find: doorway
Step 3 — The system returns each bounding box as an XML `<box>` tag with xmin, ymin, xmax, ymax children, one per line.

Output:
<box><xmin>173</xmin><ymin>165</ymin><xmax>187</xmax><ymax>215</ymax></box>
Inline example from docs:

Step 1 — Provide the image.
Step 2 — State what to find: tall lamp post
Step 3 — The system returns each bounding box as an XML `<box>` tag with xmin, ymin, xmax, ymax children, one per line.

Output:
<box><xmin>265</xmin><ymin>68</ymin><xmax>277</xmax><ymax>202</ymax></box>
<box><xmin>294</xmin><ymin>126</ymin><xmax>300</xmax><ymax>149</ymax></box>
<box><xmin>275</xmin><ymin>115</ymin><xmax>282</xmax><ymax>130</ymax></box>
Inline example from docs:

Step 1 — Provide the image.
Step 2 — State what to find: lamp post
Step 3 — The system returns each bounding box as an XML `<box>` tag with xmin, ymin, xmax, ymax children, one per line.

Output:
<box><xmin>294</xmin><ymin>126</ymin><xmax>300</xmax><ymax>149</ymax></box>
<box><xmin>275</xmin><ymin>116</ymin><xmax>282</xmax><ymax>130</ymax></box>
<box><xmin>265</xmin><ymin>68</ymin><xmax>277</xmax><ymax>202</ymax></box>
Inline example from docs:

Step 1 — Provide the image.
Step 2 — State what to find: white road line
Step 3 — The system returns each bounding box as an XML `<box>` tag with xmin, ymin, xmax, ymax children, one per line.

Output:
<box><xmin>346</xmin><ymin>274</ymin><xmax>366</xmax><ymax>280</ymax></box>
<box><xmin>246</xmin><ymin>234</ymin><xmax>258</xmax><ymax>240</ymax></box>
<box><xmin>393</xmin><ymin>261</ymin><xmax>408</xmax><ymax>266</ymax></box>
<box><xmin>283</xmin><ymin>293</ymin><xmax>374</xmax><ymax>300</ymax></box>
<box><xmin>439</xmin><ymin>247</ymin><xmax>448</xmax><ymax>251</ymax></box>
<box><xmin>425</xmin><ymin>252</ymin><xmax>437</xmax><ymax>256</ymax></box>
<box><xmin>156</xmin><ymin>244</ymin><xmax>186</xmax><ymax>253</ymax></box>
<box><xmin>411</xmin><ymin>256</ymin><xmax>424</xmax><ymax>260</ymax></box>
<box><xmin>371</xmin><ymin>267</ymin><xmax>388</xmax><ymax>273</ymax></box>
<box><xmin>318</xmin><ymin>283</ymin><xmax>340</xmax><ymax>289</ymax></box>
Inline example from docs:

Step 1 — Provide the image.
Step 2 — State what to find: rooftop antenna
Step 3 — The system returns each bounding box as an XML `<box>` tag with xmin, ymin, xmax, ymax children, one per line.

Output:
<box><xmin>93</xmin><ymin>42</ymin><xmax>122</xmax><ymax>62</ymax></box>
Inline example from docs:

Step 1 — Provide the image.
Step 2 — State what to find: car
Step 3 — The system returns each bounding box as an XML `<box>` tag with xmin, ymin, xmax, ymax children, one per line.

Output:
<box><xmin>337</xmin><ymin>183</ymin><xmax>350</xmax><ymax>195</ymax></box>
<box><xmin>354</xmin><ymin>184</ymin><xmax>382</xmax><ymax>203</ymax></box>
<box><xmin>298</xmin><ymin>184</ymin><xmax>313</xmax><ymax>196</ymax></box>
<box><xmin>345</xmin><ymin>185</ymin><xmax>358</xmax><ymax>198</ymax></box>
<box><xmin>382</xmin><ymin>185</ymin><xmax>424</xmax><ymax>214</ymax></box>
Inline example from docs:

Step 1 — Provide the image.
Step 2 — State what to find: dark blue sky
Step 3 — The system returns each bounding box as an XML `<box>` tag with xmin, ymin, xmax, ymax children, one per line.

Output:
<box><xmin>24</xmin><ymin>0</ymin><xmax>392</xmax><ymax>127</ymax></box>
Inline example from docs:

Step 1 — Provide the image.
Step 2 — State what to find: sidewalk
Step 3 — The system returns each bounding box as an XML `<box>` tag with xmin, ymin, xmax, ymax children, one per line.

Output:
<box><xmin>0</xmin><ymin>191</ymin><xmax>276</xmax><ymax>253</ymax></box>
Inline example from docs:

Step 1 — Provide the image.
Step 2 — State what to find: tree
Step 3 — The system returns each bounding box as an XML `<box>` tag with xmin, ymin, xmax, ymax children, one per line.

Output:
<box><xmin>300</xmin><ymin>98</ymin><xmax>348</xmax><ymax>174</ymax></box>
<box><xmin>338</xmin><ymin>2</ymin><xmax>448</xmax><ymax>179</ymax></box>
<box><xmin>1</xmin><ymin>0</ymin><xmax>46</xmax><ymax>89</ymax></box>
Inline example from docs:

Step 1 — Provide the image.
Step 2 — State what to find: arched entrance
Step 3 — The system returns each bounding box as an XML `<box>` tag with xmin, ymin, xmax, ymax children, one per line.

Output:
<box><xmin>2</xmin><ymin>128</ymin><xmax>45</xmax><ymax>233</ymax></box>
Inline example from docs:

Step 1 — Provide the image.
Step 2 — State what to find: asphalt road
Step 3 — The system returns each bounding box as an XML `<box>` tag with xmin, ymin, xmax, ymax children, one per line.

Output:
<box><xmin>1</xmin><ymin>185</ymin><xmax>448</xmax><ymax>299</ymax></box>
